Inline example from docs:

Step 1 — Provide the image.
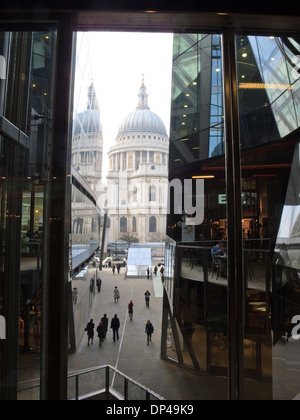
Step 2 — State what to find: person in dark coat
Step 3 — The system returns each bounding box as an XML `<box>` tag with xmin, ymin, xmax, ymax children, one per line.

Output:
<box><xmin>101</xmin><ymin>314</ymin><xmax>109</xmax><ymax>339</ymax></box>
<box><xmin>86</xmin><ymin>319</ymin><xmax>95</xmax><ymax>346</ymax></box>
<box><xmin>145</xmin><ymin>290</ymin><xmax>151</xmax><ymax>308</ymax></box>
<box><xmin>97</xmin><ymin>321</ymin><xmax>105</xmax><ymax>347</ymax></box>
<box><xmin>96</xmin><ymin>278</ymin><xmax>102</xmax><ymax>293</ymax></box>
<box><xmin>128</xmin><ymin>300</ymin><xmax>134</xmax><ymax>321</ymax></box>
<box><xmin>111</xmin><ymin>314</ymin><xmax>120</xmax><ymax>343</ymax></box>
<box><xmin>145</xmin><ymin>320</ymin><xmax>154</xmax><ymax>345</ymax></box>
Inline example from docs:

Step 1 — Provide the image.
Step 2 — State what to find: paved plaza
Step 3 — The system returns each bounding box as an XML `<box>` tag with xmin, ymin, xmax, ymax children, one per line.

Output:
<box><xmin>68</xmin><ymin>266</ymin><xmax>228</xmax><ymax>400</ymax></box>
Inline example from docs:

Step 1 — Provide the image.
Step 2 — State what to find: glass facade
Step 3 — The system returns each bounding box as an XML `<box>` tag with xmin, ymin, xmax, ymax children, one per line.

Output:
<box><xmin>163</xmin><ymin>34</ymin><xmax>229</xmax><ymax>398</ymax></box>
<box><xmin>237</xmin><ymin>35</ymin><xmax>300</xmax><ymax>399</ymax></box>
<box><xmin>70</xmin><ymin>169</ymin><xmax>101</xmax><ymax>352</ymax></box>
<box><xmin>0</xmin><ymin>30</ymin><xmax>57</xmax><ymax>399</ymax></box>
<box><xmin>0</xmin><ymin>28</ymin><xmax>101</xmax><ymax>399</ymax></box>
<box><xmin>162</xmin><ymin>32</ymin><xmax>300</xmax><ymax>400</ymax></box>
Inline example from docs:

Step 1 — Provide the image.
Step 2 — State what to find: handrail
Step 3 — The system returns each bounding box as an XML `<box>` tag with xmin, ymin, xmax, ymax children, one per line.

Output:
<box><xmin>68</xmin><ymin>364</ymin><xmax>165</xmax><ymax>400</ymax></box>
<box><xmin>18</xmin><ymin>364</ymin><xmax>164</xmax><ymax>400</ymax></box>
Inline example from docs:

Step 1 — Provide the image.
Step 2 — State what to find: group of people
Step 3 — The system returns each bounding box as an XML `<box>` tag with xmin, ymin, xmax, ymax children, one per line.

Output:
<box><xmin>85</xmin><ymin>314</ymin><xmax>154</xmax><ymax>347</ymax></box>
<box><xmin>112</xmin><ymin>264</ymin><xmax>122</xmax><ymax>275</ymax></box>
<box><xmin>85</xmin><ymin>286</ymin><xmax>155</xmax><ymax>347</ymax></box>
<box><xmin>85</xmin><ymin>314</ymin><xmax>120</xmax><ymax>347</ymax></box>
<box><xmin>89</xmin><ymin>276</ymin><xmax>103</xmax><ymax>294</ymax></box>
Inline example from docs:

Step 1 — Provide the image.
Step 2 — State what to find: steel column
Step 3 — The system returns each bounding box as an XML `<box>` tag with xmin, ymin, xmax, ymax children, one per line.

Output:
<box><xmin>222</xmin><ymin>31</ymin><xmax>245</xmax><ymax>401</ymax></box>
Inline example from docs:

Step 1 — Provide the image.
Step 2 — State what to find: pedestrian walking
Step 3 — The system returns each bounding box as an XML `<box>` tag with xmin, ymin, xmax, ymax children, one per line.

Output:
<box><xmin>96</xmin><ymin>277</ymin><xmax>102</xmax><ymax>293</ymax></box>
<box><xmin>101</xmin><ymin>314</ymin><xmax>109</xmax><ymax>339</ymax></box>
<box><xmin>85</xmin><ymin>319</ymin><xmax>95</xmax><ymax>347</ymax></box>
<box><xmin>90</xmin><ymin>276</ymin><xmax>95</xmax><ymax>294</ymax></box>
<box><xmin>154</xmin><ymin>266</ymin><xmax>158</xmax><ymax>277</ymax></box>
<box><xmin>97</xmin><ymin>321</ymin><xmax>105</xmax><ymax>347</ymax></box>
<box><xmin>112</xmin><ymin>265</ymin><xmax>116</xmax><ymax>275</ymax></box>
<box><xmin>145</xmin><ymin>320</ymin><xmax>154</xmax><ymax>345</ymax></box>
<box><xmin>145</xmin><ymin>290</ymin><xmax>151</xmax><ymax>308</ymax></box>
<box><xmin>128</xmin><ymin>300</ymin><xmax>134</xmax><ymax>321</ymax></box>
<box><xmin>111</xmin><ymin>314</ymin><xmax>120</xmax><ymax>343</ymax></box>
<box><xmin>147</xmin><ymin>267</ymin><xmax>150</xmax><ymax>279</ymax></box>
<box><xmin>113</xmin><ymin>286</ymin><xmax>120</xmax><ymax>303</ymax></box>
<box><xmin>72</xmin><ymin>287</ymin><xmax>78</xmax><ymax>305</ymax></box>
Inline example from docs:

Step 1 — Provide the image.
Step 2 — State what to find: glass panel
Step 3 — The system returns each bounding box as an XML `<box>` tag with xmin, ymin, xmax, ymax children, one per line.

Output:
<box><xmin>236</xmin><ymin>34</ymin><xmax>300</xmax><ymax>399</ymax></box>
<box><xmin>0</xmin><ymin>29</ymin><xmax>57</xmax><ymax>400</ymax></box>
<box><xmin>163</xmin><ymin>33</ymin><xmax>228</xmax><ymax>398</ymax></box>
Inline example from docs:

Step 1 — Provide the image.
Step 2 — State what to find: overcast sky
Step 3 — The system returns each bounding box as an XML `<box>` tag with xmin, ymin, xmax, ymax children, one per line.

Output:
<box><xmin>81</xmin><ymin>31</ymin><xmax>174</xmax><ymax>179</ymax></box>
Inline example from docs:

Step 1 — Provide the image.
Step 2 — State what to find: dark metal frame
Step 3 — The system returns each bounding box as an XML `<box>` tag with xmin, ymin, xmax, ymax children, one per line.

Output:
<box><xmin>222</xmin><ymin>31</ymin><xmax>245</xmax><ymax>401</ymax></box>
<box><xmin>0</xmin><ymin>9</ymin><xmax>300</xmax><ymax>400</ymax></box>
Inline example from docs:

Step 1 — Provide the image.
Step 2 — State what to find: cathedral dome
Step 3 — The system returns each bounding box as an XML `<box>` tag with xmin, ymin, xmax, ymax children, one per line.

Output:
<box><xmin>118</xmin><ymin>108</ymin><xmax>167</xmax><ymax>137</ymax></box>
<box><xmin>73</xmin><ymin>82</ymin><xmax>102</xmax><ymax>136</ymax></box>
<box><xmin>73</xmin><ymin>108</ymin><xmax>101</xmax><ymax>136</ymax></box>
<box><xmin>117</xmin><ymin>79</ymin><xmax>167</xmax><ymax>137</ymax></box>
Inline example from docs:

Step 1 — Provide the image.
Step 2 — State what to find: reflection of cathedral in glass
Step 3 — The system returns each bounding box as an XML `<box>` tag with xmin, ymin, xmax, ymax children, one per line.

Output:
<box><xmin>107</xmin><ymin>78</ymin><xmax>169</xmax><ymax>243</ymax></box>
<box><xmin>72</xmin><ymin>82</ymin><xmax>103</xmax><ymax>196</ymax></box>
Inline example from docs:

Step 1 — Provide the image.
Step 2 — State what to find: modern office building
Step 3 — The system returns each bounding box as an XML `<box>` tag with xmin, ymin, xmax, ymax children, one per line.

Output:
<box><xmin>0</xmin><ymin>28</ymin><xmax>101</xmax><ymax>400</ymax></box>
<box><xmin>162</xmin><ymin>33</ymin><xmax>300</xmax><ymax>400</ymax></box>
<box><xmin>106</xmin><ymin>78</ymin><xmax>169</xmax><ymax>244</ymax></box>
<box><xmin>0</xmin><ymin>2</ymin><xmax>300</xmax><ymax>400</ymax></box>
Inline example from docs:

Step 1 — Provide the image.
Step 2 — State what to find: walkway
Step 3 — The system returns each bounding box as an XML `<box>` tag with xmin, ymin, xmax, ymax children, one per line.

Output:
<box><xmin>68</xmin><ymin>266</ymin><xmax>227</xmax><ymax>400</ymax></box>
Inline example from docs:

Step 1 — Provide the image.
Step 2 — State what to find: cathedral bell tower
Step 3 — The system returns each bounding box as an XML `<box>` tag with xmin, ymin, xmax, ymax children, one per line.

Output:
<box><xmin>137</xmin><ymin>76</ymin><xmax>150</xmax><ymax>110</ymax></box>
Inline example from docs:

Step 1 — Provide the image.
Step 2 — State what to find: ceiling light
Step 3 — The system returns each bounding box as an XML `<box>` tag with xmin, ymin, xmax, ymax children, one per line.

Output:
<box><xmin>192</xmin><ymin>175</ymin><xmax>215</xmax><ymax>179</ymax></box>
<box><xmin>239</xmin><ymin>82</ymin><xmax>292</xmax><ymax>90</ymax></box>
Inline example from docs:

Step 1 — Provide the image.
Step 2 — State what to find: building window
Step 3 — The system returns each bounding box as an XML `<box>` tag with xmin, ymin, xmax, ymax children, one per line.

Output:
<box><xmin>132</xmin><ymin>217</ymin><xmax>137</xmax><ymax>233</ymax></box>
<box><xmin>128</xmin><ymin>153</ymin><xmax>134</xmax><ymax>169</ymax></box>
<box><xmin>149</xmin><ymin>186</ymin><xmax>156</xmax><ymax>202</ymax></box>
<box><xmin>149</xmin><ymin>216</ymin><xmax>157</xmax><ymax>233</ymax></box>
<box><xmin>132</xmin><ymin>186</ymin><xmax>138</xmax><ymax>202</ymax></box>
<box><xmin>120</xmin><ymin>217</ymin><xmax>127</xmax><ymax>233</ymax></box>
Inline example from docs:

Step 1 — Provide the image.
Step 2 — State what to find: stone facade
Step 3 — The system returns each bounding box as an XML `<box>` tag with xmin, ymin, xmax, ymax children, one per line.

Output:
<box><xmin>106</xmin><ymin>79</ymin><xmax>169</xmax><ymax>243</ymax></box>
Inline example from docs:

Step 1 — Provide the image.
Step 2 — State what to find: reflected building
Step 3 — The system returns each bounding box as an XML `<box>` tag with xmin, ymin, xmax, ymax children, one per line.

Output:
<box><xmin>72</xmin><ymin>81</ymin><xmax>103</xmax><ymax>195</ymax></box>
